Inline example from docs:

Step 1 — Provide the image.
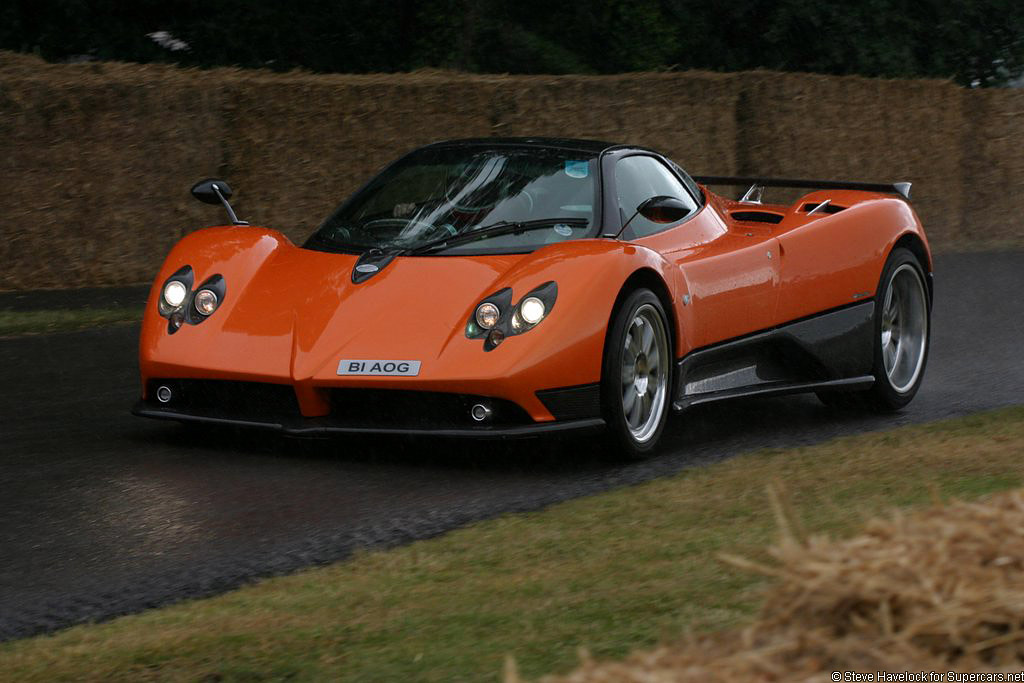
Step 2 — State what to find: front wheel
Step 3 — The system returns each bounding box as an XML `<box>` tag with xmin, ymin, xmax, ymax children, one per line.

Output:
<box><xmin>601</xmin><ymin>289</ymin><xmax>673</xmax><ymax>459</ymax></box>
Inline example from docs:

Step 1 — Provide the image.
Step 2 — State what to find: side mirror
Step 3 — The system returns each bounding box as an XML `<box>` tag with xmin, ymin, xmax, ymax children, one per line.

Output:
<box><xmin>190</xmin><ymin>178</ymin><xmax>248</xmax><ymax>225</ymax></box>
<box><xmin>191</xmin><ymin>178</ymin><xmax>233</xmax><ymax>205</ymax></box>
<box><xmin>637</xmin><ymin>195</ymin><xmax>691</xmax><ymax>224</ymax></box>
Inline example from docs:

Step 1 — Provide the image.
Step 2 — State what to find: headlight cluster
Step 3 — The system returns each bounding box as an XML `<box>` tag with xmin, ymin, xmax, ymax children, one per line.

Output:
<box><xmin>467</xmin><ymin>281</ymin><xmax>557</xmax><ymax>351</ymax></box>
<box><xmin>157</xmin><ymin>265</ymin><xmax>227</xmax><ymax>334</ymax></box>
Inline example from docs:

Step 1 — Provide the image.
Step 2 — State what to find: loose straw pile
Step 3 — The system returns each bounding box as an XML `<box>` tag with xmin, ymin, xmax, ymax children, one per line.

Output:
<box><xmin>529</xmin><ymin>487</ymin><xmax>1024</xmax><ymax>682</ymax></box>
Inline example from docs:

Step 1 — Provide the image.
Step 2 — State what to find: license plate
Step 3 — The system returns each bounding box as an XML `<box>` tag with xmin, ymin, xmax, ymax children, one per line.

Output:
<box><xmin>337</xmin><ymin>359</ymin><xmax>421</xmax><ymax>376</ymax></box>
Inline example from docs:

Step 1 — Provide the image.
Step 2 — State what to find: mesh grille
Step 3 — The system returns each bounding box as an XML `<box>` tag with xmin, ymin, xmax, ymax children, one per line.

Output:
<box><xmin>536</xmin><ymin>383</ymin><xmax>602</xmax><ymax>421</ymax></box>
<box><xmin>147</xmin><ymin>379</ymin><xmax>301</xmax><ymax>418</ymax></box>
<box><xmin>329</xmin><ymin>389</ymin><xmax>531</xmax><ymax>428</ymax></box>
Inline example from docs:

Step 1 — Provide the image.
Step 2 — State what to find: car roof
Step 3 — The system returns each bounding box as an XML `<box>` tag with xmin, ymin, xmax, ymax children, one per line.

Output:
<box><xmin>423</xmin><ymin>137</ymin><xmax>624</xmax><ymax>154</ymax></box>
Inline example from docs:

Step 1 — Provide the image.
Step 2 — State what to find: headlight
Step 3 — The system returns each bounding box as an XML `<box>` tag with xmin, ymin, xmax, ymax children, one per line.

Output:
<box><xmin>157</xmin><ymin>267</ymin><xmax>224</xmax><ymax>334</ymax></box>
<box><xmin>163</xmin><ymin>280</ymin><xmax>187</xmax><ymax>308</ymax></box>
<box><xmin>194</xmin><ymin>289</ymin><xmax>219</xmax><ymax>316</ymax></box>
<box><xmin>467</xmin><ymin>282</ymin><xmax>557</xmax><ymax>351</ymax></box>
<box><xmin>475</xmin><ymin>302</ymin><xmax>500</xmax><ymax>329</ymax></box>
<box><xmin>519</xmin><ymin>297</ymin><xmax>545</xmax><ymax>325</ymax></box>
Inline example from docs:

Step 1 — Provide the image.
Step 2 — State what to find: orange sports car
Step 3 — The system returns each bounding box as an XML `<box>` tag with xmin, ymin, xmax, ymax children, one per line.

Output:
<box><xmin>134</xmin><ymin>138</ymin><xmax>932</xmax><ymax>458</ymax></box>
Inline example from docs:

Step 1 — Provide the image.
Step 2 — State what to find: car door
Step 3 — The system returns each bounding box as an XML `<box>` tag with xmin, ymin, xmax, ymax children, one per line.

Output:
<box><xmin>619</xmin><ymin>155</ymin><xmax>781</xmax><ymax>349</ymax></box>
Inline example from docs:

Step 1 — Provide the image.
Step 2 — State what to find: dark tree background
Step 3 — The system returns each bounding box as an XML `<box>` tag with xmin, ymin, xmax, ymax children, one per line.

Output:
<box><xmin>2</xmin><ymin>0</ymin><xmax>1022</xmax><ymax>86</ymax></box>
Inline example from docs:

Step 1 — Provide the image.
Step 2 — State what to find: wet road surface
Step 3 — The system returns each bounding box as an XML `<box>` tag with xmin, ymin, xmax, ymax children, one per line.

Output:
<box><xmin>1</xmin><ymin>251</ymin><xmax>1022</xmax><ymax>640</ymax></box>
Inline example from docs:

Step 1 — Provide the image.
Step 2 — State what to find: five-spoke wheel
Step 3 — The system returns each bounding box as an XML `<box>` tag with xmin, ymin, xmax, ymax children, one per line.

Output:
<box><xmin>602</xmin><ymin>289</ymin><xmax>673</xmax><ymax>458</ymax></box>
<box><xmin>879</xmin><ymin>262</ymin><xmax>929</xmax><ymax>394</ymax></box>
<box><xmin>867</xmin><ymin>248</ymin><xmax>931</xmax><ymax>409</ymax></box>
<box><xmin>819</xmin><ymin>247</ymin><xmax>931</xmax><ymax>411</ymax></box>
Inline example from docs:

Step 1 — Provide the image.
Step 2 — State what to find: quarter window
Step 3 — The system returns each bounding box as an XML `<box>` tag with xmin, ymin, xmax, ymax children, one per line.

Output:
<box><xmin>615</xmin><ymin>156</ymin><xmax>698</xmax><ymax>238</ymax></box>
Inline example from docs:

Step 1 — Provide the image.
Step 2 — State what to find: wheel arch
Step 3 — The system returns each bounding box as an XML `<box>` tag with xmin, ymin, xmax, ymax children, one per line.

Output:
<box><xmin>606</xmin><ymin>267</ymin><xmax>679</xmax><ymax>359</ymax></box>
<box><xmin>890</xmin><ymin>232</ymin><xmax>933</xmax><ymax>306</ymax></box>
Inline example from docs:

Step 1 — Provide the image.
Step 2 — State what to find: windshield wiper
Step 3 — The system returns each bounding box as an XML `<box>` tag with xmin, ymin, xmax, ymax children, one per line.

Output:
<box><xmin>405</xmin><ymin>218</ymin><xmax>588</xmax><ymax>255</ymax></box>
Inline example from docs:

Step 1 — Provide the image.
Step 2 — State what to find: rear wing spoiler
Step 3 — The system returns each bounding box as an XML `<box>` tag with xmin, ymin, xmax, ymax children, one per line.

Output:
<box><xmin>693</xmin><ymin>176</ymin><xmax>912</xmax><ymax>201</ymax></box>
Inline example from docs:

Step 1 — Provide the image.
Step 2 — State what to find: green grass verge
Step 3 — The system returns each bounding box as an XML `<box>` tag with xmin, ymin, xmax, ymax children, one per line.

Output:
<box><xmin>0</xmin><ymin>308</ymin><xmax>143</xmax><ymax>336</ymax></box>
<box><xmin>4</xmin><ymin>406</ymin><xmax>1024</xmax><ymax>682</ymax></box>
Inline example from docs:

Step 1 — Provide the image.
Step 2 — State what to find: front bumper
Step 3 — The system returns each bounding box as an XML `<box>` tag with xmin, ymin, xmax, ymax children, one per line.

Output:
<box><xmin>131</xmin><ymin>379</ymin><xmax>605</xmax><ymax>439</ymax></box>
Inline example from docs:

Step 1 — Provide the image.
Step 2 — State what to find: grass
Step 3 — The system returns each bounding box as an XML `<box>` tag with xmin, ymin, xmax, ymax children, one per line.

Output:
<box><xmin>3</xmin><ymin>406</ymin><xmax>1024</xmax><ymax>682</ymax></box>
<box><xmin>0</xmin><ymin>308</ymin><xmax>143</xmax><ymax>336</ymax></box>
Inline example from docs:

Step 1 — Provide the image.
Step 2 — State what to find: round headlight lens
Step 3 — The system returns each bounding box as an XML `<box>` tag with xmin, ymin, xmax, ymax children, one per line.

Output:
<box><xmin>194</xmin><ymin>289</ymin><xmax>219</xmax><ymax>316</ymax></box>
<box><xmin>163</xmin><ymin>280</ymin><xmax>187</xmax><ymax>308</ymax></box>
<box><xmin>475</xmin><ymin>302</ymin><xmax>500</xmax><ymax>329</ymax></box>
<box><xmin>520</xmin><ymin>297</ymin><xmax>545</xmax><ymax>325</ymax></box>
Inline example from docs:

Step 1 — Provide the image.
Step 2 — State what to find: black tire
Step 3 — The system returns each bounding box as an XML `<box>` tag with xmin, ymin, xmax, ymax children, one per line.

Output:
<box><xmin>601</xmin><ymin>288</ymin><xmax>673</xmax><ymax>459</ymax></box>
<box><xmin>816</xmin><ymin>247</ymin><xmax>930</xmax><ymax>411</ymax></box>
<box><xmin>865</xmin><ymin>248</ymin><xmax>931</xmax><ymax>411</ymax></box>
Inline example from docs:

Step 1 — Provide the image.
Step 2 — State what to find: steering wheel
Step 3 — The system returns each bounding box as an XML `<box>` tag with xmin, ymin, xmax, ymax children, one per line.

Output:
<box><xmin>515</xmin><ymin>189</ymin><xmax>534</xmax><ymax>214</ymax></box>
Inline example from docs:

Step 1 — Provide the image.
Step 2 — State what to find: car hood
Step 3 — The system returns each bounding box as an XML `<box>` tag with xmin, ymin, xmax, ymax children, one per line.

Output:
<box><xmin>143</xmin><ymin>229</ymin><xmax>543</xmax><ymax>382</ymax></box>
<box><xmin>225</xmin><ymin>244</ymin><xmax>527</xmax><ymax>379</ymax></box>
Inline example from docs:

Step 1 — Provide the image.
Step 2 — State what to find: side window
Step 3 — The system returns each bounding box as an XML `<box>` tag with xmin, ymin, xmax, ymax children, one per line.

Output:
<box><xmin>615</xmin><ymin>155</ymin><xmax>699</xmax><ymax>238</ymax></box>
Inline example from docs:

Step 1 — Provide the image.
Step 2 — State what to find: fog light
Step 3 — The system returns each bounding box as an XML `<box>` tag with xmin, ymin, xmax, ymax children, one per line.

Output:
<box><xmin>488</xmin><ymin>328</ymin><xmax>505</xmax><ymax>348</ymax></box>
<box><xmin>169</xmin><ymin>311</ymin><xmax>185</xmax><ymax>329</ymax></box>
<box><xmin>470</xmin><ymin>403</ymin><xmax>492</xmax><ymax>422</ymax></box>
<box><xmin>156</xmin><ymin>385</ymin><xmax>173</xmax><ymax>403</ymax></box>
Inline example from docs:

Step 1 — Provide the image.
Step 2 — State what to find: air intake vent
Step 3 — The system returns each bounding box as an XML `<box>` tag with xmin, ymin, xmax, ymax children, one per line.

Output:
<box><xmin>801</xmin><ymin>202</ymin><xmax>846</xmax><ymax>214</ymax></box>
<box><xmin>731</xmin><ymin>211</ymin><xmax>784</xmax><ymax>224</ymax></box>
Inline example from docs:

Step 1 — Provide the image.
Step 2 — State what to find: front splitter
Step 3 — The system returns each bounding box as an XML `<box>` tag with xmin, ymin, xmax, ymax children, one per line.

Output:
<box><xmin>132</xmin><ymin>402</ymin><xmax>605</xmax><ymax>439</ymax></box>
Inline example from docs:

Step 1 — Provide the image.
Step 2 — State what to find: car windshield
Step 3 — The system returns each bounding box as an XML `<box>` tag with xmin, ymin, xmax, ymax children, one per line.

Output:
<box><xmin>307</xmin><ymin>145</ymin><xmax>600</xmax><ymax>255</ymax></box>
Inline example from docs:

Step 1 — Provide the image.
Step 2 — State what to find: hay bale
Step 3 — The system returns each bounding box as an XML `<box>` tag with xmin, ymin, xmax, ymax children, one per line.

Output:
<box><xmin>737</xmin><ymin>70</ymin><xmax>966</xmax><ymax>247</ymax></box>
<box><xmin>0</xmin><ymin>60</ymin><xmax>228</xmax><ymax>288</ymax></box>
<box><xmin>960</xmin><ymin>88</ymin><xmax>1024</xmax><ymax>247</ymax></box>
<box><xmin>544</xmin><ymin>490</ymin><xmax>1024</xmax><ymax>681</ymax></box>
<box><xmin>1</xmin><ymin>51</ymin><xmax>1021</xmax><ymax>290</ymax></box>
<box><xmin>492</xmin><ymin>71</ymin><xmax>740</xmax><ymax>175</ymax></box>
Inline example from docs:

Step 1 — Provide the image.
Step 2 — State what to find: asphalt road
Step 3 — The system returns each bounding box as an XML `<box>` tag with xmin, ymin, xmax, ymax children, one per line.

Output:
<box><xmin>1</xmin><ymin>251</ymin><xmax>1022</xmax><ymax>641</ymax></box>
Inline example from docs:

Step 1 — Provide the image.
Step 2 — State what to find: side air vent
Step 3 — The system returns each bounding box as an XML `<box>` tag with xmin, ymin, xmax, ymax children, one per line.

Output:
<box><xmin>731</xmin><ymin>211</ymin><xmax>784</xmax><ymax>224</ymax></box>
<box><xmin>801</xmin><ymin>202</ymin><xmax>846</xmax><ymax>215</ymax></box>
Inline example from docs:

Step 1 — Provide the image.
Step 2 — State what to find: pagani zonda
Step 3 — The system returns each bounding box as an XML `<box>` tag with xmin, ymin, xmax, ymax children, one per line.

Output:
<box><xmin>134</xmin><ymin>138</ymin><xmax>932</xmax><ymax>457</ymax></box>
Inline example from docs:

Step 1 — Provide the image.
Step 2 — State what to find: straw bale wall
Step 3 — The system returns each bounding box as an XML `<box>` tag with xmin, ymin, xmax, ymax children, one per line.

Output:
<box><xmin>0</xmin><ymin>52</ymin><xmax>1019</xmax><ymax>290</ymax></box>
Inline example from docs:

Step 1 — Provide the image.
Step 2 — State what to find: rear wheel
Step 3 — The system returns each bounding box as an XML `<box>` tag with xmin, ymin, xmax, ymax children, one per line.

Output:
<box><xmin>817</xmin><ymin>247</ymin><xmax>930</xmax><ymax>411</ymax></box>
<box><xmin>866</xmin><ymin>248</ymin><xmax>930</xmax><ymax>410</ymax></box>
<box><xmin>601</xmin><ymin>289</ymin><xmax>673</xmax><ymax>459</ymax></box>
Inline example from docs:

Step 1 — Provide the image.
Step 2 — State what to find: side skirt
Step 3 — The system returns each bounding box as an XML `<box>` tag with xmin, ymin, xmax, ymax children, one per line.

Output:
<box><xmin>674</xmin><ymin>376</ymin><xmax>874</xmax><ymax>411</ymax></box>
<box><xmin>672</xmin><ymin>301</ymin><xmax>876</xmax><ymax>412</ymax></box>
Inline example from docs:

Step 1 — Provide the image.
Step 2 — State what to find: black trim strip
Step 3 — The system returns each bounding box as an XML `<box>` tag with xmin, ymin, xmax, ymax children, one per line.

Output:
<box><xmin>673</xmin><ymin>376</ymin><xmax>874</xmax><ymax>412</ymax></box>
<box><xmin>132</xmin><ymin>403</ymin><xmax>604</xmax><ymax>439</ymax></box>
<box><xmin>681</xmin><ymin>299</ymin><xmax>876</xmax><ymax>360</ymax></box>
<box><xmin>694</xmin><ymin>175</ymin><xmax>911</xmax><ymax>201</ymax></box>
